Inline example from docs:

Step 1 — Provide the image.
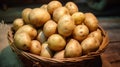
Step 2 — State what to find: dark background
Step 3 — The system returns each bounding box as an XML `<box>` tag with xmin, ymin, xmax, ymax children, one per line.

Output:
<box><xmin>0</xmin><ymin>0</ymin><xmax>120</xmax><ymax>23</ymax></box>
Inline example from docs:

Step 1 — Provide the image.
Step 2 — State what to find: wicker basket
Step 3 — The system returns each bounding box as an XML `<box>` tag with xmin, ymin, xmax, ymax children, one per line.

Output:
<box><xmin>7</xmin><ymin>26</ymin><xmax>109</xmax><ymax>67</ymax></box>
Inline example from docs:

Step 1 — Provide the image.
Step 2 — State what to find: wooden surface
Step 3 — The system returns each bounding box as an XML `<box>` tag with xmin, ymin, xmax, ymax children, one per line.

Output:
<box><xmin>0</xmin><ymin>18</ymin><xmax>120</xmax><ymax>67</ymax></box>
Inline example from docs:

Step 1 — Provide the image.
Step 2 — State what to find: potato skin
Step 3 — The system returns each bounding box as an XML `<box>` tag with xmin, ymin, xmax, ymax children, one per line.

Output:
<box><xmin>13</xmin><ymin>18</ymin><xmax>24</xmax><ymax>31</ymax></box>
<box><xmin>30</xmin><ymin>40</ymin><xmax>42</xmax><ymax>55</ymax></box>
<box><xmin>40</xmin><ymin>4</ymin><xmax>48</xmax><ymax>11</ymax></box>
<box><xmin>65</xmin><ymin>39</ymin><xmax>82</xmax><ymax>58</ymax></box>
<box><xmin>88</xmin><ymin>29</ymin><xmax>103</xmax><ymax>44</ymax></box>
<box><xmin>43</xmin><ymin>20</ymin><xmax>57</xmax><ymax>37</ymax></box>
<box><xmin>47</xmin><ymin>1</ymin><xmax>62</xmax><ymax>15</ymax></box>
<box><xmin>73</xmin><ymin>25</ymin><xmax>89</xmax><ymax>42</ymax></box>
<box><xmin>72</xmin><ymin>12</ymin><xmax>85</xmax><ymax>25</ymax></box>
<box><xmin>14</xmin><ymin>32</ymin><xmax>31</xmax><ymax>51</ymax></box>
<box><xmin>65</xmin><ymin>2</ymin><xmax>78</xmax><ymax>15</ymax></box>
<box><xmin>58</xmin><ymin>15</ymin><xmax>75</xmax><ymax>37</ymax></box>
<box><xmin>84</xmin><ymin>13</ymin><xmax>98</xmax><ymax>32</ymax></box>
<box><xmin>81</xmin><ymin>37</ymin><xmax>100</xmax><ymax>54</ymax></box>
<box><xmin>47</xmin><ymin>34</ymin><xmax>66</xmax><ymax>51</ymax></box>
<box><xmin>53</xmin><ymin>7</ymin><xmax>69</xmax><ymax>22</ymax></box>
<box><xmin>22</xmin><ymin>8</ymin><xmax>32</xmax><ymax>24</ymax></box>
<box><xmin>29</xmin><ymin>8</ymin><xmax>51</xmax><ymax>27</ymax></box>
<box><xmin>53</xmin><ymin>50</ymin><xmax>65</xmax><ymax>59</ymax></box>
<box><xmin>15</xmin><ymin>25</ymin><xmax>37</xmax><ymax>39</ymax></box>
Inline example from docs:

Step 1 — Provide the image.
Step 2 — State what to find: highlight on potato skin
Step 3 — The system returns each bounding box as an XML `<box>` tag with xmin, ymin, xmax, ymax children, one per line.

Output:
<box><xmin>29</xmin><ymin>8</ymin><xmax>51</xmax><ymax>27</ymax></box>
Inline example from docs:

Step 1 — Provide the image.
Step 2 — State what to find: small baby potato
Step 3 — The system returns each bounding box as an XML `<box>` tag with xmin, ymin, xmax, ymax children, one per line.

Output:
<box><xmin>13</xmin><ymin>18</ymin><xmax>24</xmax><ymax>31</ymax></box>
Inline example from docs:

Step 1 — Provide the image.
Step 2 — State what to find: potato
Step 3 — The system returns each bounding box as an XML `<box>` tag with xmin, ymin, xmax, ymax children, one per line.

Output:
<box><xmin>15</xmin><ymin>25</ymin><xmax>37</xmax><ymax>39</ymax></box>
<box><xmin>30</xmin><ymin>40</ymin><xmax>42</xmax><ymax>55</ymax></box>
<box><xmin>47</xmin><ymin>1</ymin><xmax>62</xmax><ymax>15</ymax></box>
<box><xmin>58</xmin><ymin>15</ymin><xmax>75</xmax><ymax>37</ymax></box>
<box><xmin>65</xmin><ymin>2</ymin><xmax>78</xmax><ymax>15</ymax></box>
<box><xmin>73</xmin><ymin>24</ymin><xmax>89</xmax><ymax>42</ymax></box>
<box><xmin>65</xmin><ymin>39</ymin><xmax>82</xmax><ymax>58</ymax></box>
<box><xmin>40</xmin><ymin>42</ymin><xmax>53</xmax><ymax>58</ymax></box>
<box><xmin>37</xmin><ymin>30</ymin><xmax>47</xmax><ymax>44</ymax></box>
<box><xmin>72</xmin><ymin>12</ymin><xmax>85</xmax><ymax>25</ymax></box>
<box><xmin>12</xmin><ymin>18</ymin><xmax>24</xmax><ymax>31</ymax></box>
<box><xmin>14</xmin><ymin>32</ymin><xmax>31</xmax><ymax>51</ymax></box>
<box><xmin>40</xmin><ymin>4</ymin><xmax>48</xmax><ymax>11</ymax></box>
<box><xmin>88</xmin><ymin>29</ymin><xmax>103</xmax><ymax>44</ymax></box>
<box><xmin>47</xmin><ymin>34</ymin><xmax>66</xmax><ymax>51</ymax></box>
<box><xmin>53</xmin><ymin>7</ymin><xmax>69</xmax><ymax>22</ymax></box>
<box><xmin>29</xmin><ymin>8</ymin><xmax>51</xmax><ymax>27</ymax></box>
<box><xmin>43</xmin><ymin>20</ymin><xmax>57</xmax><ymax>37</ymax></box>
<box><xmin>81</xmin><ymin>37</ymin><xmax>100</xmax><ymax>54</ymax></box>
<box><xmin>22</xmin><ymin>8</ymin><xmax>32</xmax><ymax>24</ymax></box>
<box><xmin>53</xmin><ymin>50</ymin><xmax>65</xmax><ymax>59</ymax></box>
<box><xmin>84</xmin><ymin>13</ymin><xmax>98</xmax><ymax>32</ymax></box>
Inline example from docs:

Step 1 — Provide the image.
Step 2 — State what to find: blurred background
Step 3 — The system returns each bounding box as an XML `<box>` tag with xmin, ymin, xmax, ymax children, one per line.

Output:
<box><xmin>0</xmin><ymin>0</ymin><xmax>120</xmax><ymax>22</ymax></box>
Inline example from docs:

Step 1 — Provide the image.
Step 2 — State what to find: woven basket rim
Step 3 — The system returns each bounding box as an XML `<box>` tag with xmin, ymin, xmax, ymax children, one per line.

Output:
<box><xmin>7</xmin><ymin>25</ymin><xmax>109</xmax><ymax>64</ymax></box>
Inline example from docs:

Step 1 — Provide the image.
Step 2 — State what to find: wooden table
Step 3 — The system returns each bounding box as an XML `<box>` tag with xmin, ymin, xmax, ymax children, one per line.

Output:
<box><xmin>0</xmin><ymin>17</ymin><xmax>120</xmax><ymax>67</ymax></box>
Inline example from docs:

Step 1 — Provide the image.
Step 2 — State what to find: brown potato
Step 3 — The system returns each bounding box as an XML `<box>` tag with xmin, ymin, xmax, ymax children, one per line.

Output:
<box><xmin>43</xmin><ymin>20</ymin><xmax>57</xmax><ymax>37</ymax></box>
<box><xmin>22</xmin><ymin>8</ymin><xmax>32</xmax><ymax>24</ymax></box>
<box><xmin>73</xmin><ymin>24</ymin><xmax>89</xmax><ymax>42</ymax></box>
<box><xmin>47</xmin><ymin>1</ymin><xmax>62</xmax><ymax>15</ymax></box>
<box><xmin>37</xmin><ymin>30</ymin><xmax>47</xmax><ymax>44</ymax></box>
<box><xmin>81</xmin><ymin>37</ymin><xmax>100</xmax><ymax>54</ymax></box>
<box><xmin>47</xmin><ymin>34</ymin><xmax>66</xmax><ymax>51</ymax></box>
<box><xmin>30</xmin><ymin>40</ymin><xmax>42</xmax><ymax>55</ymax></box>
<box><xmin>15</xmin><ymin>25</ymin><xmax>37</xmax><ymax>39</ymax></box>
<box><xmin>84</xmin><ymin>13</ymin><xmax>98</xmax><ymax>32</ymax></box>
<box><xmin>53</xmin><ymin>50</ymin><xmax>65</xmax><ymax>59</ymax></box>
<box><xmin>13</xmin><ymin>18</ymin><xmax>24</xmax><ymax>31</ymax></box>
<box><xmin>53</xmin><ymin>7</ymin><xmax>69</xmax><ymax>22</ymax></box>
<box><xmin>88</xmin><ymin>29</ymin><xmax>103</xmax><ymax>44</ymax></box>
<box><xmin>72</xmin><ymin>12</ymin><xmax>85</xmax><ymax>25</ymax></box>
<box><xmin>65</xmin><ymin>2</ymin><xmax>78</xmax><ymax>15</ymax></box>
<box><xmin>40</xmin><ymin>4</ymin><xmax>48</xmax><ymax>11</ymax></box>
<box><xmin>65</xmin><ymin>39</ymin><xmax>82</xmax><ymax>58</ymax></box>
<box><xmin>58</xmin><ymin>15</ymin><xmax>75</xmax><ymax>37</ymax></box>
<box><xmin>14</xmin><ymin>32</ymin><xmax>31</xmax><ymax>51</ymax></box>
<box><xmin>40</xmin><ymin>42</ymin><xmax>53</xmax><ymax>58</ymax></box>
<box><xmin>29</xmin><ymin>8</ymin><xmax>51</xmax><ymax>27</ymax></box>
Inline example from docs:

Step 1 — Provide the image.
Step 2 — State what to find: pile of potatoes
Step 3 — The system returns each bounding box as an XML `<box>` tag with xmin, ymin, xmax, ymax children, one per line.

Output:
<box><xmin>12</xmin><ymin>1</ymin><xmax>103</xmax><ymax>59</ymax></box>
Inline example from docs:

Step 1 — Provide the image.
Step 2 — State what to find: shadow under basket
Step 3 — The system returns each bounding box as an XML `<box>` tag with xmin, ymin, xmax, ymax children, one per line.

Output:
<box><xmin>7</xmin><ymin>26</ymin><xmax>109</xmax><ymax>67</ymax></box>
